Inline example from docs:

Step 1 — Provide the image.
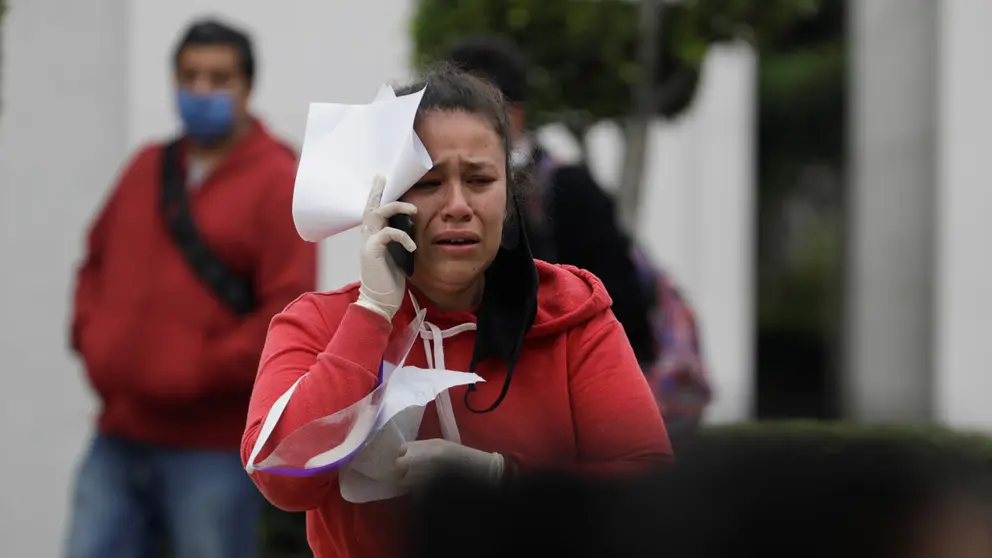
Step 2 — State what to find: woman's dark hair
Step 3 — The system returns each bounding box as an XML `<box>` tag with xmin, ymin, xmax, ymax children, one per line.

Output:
<box><xmin>395</xmin><ymin>63</ymin><xmax>528</xmax><ymax>207</ymax></box>
<box><xmin>396</xmin><ymin>65</ymin><xmax>537</xmax><ymax>414</ymax></box>
<box><xmin>173</xmin><ymin>19</ymin><xmax>256</xmax><ymax>87</ymax></box>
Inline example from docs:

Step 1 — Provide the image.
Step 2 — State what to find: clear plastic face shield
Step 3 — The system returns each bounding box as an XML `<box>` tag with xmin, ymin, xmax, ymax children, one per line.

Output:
<box><xmin>245</xmin><ymin>310</ymin><xmax>427</xmax><ymax>477</ymax></box>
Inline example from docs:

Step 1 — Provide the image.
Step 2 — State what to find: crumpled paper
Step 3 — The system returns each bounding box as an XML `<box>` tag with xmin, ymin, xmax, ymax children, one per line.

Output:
<box><xmin>292</xmin><ymin>84</ymin><xmax>433</xmax><ymax>242</ymax></box>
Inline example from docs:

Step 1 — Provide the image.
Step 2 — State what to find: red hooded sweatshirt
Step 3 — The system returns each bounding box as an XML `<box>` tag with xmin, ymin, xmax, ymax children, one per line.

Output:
<box><xmin>242</xmin><ymin>261</ymin><xmax>671</xmax><ymax>558</ymax></box>
<box><xmin>72</xmin><ymin>120</ymin><xmax>317</xmax><ymax>450</ymax></box>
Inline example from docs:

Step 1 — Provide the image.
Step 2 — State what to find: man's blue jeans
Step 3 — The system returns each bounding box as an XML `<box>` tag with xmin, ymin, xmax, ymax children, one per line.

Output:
<box><xmin>64</xmin><ymin>434</ymin><xmax>263</xmax><ymax>558</ymax></box>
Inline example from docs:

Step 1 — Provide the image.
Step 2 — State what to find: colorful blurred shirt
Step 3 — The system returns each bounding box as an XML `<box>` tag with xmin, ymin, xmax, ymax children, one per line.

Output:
<box><xmin>632</xmin><ymin>247</ymin><xmax>713</xmax><ymax>437</ymax></box>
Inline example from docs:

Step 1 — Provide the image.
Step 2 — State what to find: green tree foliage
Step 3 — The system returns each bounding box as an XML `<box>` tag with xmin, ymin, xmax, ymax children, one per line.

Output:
<box><xmin>412</xmin><ymin>0</ymin><xmax>822</xmax><ymax>130</ymax></box>
<box><xmin>754</xmin><ymin>0</ymin><xmax>845</xmax><ymax>336</ymax></box>
<box><xmin>758</xmin><ymin>0</ymin><xmax>845</xmax><ymax>198</ymax></box>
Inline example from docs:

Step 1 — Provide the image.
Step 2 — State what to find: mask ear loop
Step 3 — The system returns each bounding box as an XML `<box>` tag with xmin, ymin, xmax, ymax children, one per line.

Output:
<box><xmin>465</xmin><ymin>360</ymin><xmax>518</xmax><ymax>414</ymax></box>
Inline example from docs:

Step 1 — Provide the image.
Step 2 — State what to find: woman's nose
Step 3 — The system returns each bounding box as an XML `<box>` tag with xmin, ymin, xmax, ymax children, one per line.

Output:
<box><xmin>440</xmin><ymin>183</ymin><xmax>472</xmax><ymax>221</ymax></box>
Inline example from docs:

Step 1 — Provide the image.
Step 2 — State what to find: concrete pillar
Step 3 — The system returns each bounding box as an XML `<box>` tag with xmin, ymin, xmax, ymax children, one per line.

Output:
<box><xmin>935</xmin><ymin>0</ymin><xmax>992</xmax><ymax>430</ymax></box>
<box><xmin>845</xmin><ymin>0</ymin><xmax>938</xmax><ymax>421</ymax></box>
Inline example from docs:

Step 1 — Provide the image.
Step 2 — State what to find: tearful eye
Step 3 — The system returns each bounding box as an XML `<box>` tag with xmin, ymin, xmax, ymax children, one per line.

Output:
<box><xmin>468</xmin><ymin>176</ymin><xmax>495</xmax><ymax>186</ymax></box>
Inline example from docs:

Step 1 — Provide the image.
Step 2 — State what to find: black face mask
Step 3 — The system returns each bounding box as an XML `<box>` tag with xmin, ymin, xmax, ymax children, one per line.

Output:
<box><xmin>464</xmin><ymin>195</ymin><xmax>539</xmax><ymax>413</ymax></box>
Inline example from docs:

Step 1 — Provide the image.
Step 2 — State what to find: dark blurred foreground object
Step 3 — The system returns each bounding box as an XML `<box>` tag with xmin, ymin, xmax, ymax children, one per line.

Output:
<box><xmin>410</xmin><ymin>423</ymin><xmax>992</xmax><ymax>558</ymax></box>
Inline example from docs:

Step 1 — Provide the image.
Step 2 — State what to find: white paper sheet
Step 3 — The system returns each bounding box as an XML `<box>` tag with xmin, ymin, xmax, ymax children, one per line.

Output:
<box><xmin>292</xmin><ymin>84</ymin><xmax>434</xmax><ymax>242</ymax></box>
<box><xmin>245</xmin><ymin>311</ymin><xmax>427</xmax><ymax>477</ymax></box>
<box><xmin>339</xmin><ymin>367</ymin><xmax>484</xmax><ymax>503</ymax></box>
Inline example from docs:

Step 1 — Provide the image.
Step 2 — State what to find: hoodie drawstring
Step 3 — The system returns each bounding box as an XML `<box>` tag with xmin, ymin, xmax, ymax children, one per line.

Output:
<box><xmin>408</xmin><ymin>292</ymin><xmax>476</xmax><ymax>444</ymax></box>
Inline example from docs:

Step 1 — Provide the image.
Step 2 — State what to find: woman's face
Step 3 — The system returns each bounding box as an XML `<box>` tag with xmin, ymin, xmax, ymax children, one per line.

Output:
<box><xmin>402</xmin><ymin>110</ymin><xmax>508</xmax><ymax>297</ymax></box>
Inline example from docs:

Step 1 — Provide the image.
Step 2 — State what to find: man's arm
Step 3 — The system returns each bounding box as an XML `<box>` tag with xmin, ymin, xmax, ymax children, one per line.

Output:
<box><xmin>550</xmin><ymin>165</ymin><xmax>656</xmax><ymax>364</ymax></box>
<box><xmin>71</xmin><ymin>147</ymin><xmax>153</xmax><ymax>354</ymax></box>
<box><xmin>71</xmin><ymin>202</ymin><xmax>111</xmax><ymax>354</ymax></box>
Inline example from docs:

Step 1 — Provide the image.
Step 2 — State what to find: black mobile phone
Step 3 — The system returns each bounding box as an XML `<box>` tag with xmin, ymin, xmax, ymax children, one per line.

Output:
<box><xmin>387</xmin><ymin>213</ymin><xmax>415</xmax><ymax>277</ymax></box>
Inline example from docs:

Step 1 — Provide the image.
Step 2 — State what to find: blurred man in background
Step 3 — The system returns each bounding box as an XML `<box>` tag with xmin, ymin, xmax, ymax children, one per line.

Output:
<box><xmin>444</xmin><ymin>36</ymin><xmax>711</xmax><ymax>438</ymax></box>
<box><xmin>65</xmin><ymin>19</ymin><xmax>316</xmax><ymax>558</ymax></box>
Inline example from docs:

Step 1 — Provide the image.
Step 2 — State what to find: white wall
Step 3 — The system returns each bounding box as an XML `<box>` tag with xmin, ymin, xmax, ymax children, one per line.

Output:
<box><xmin>845</xmin><ymin>0</ymin><xmax>938</xmax><ymax>421</ymax></box>
<box><xmin>0</xmin><ymin>0</ymin><xmax>411</xmax><ymax>555</ymax></box>
<box><xmin>676</xmin><ymin>44</ymin><xmax>756</xmax><ymax>424</ymax></box>
<box><xmin>0</xmin><ymin>1</ymin><xmax>129</xmax><ymax>554</ymax></box>
<box><xmin>935</xmin><ymin>0</ymin><xmax>992</xmax><ymax>429</ymax></box>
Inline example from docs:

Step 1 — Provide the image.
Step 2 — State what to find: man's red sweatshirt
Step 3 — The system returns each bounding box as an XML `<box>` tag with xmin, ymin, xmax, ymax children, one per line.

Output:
<box><xmin>72</xmin><ymin>120</ymin><xmax>317</xmax><ymax>450</ymax></box>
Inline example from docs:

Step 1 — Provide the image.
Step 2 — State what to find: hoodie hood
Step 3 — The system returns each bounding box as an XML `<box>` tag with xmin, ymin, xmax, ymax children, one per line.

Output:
<box><xmin>527</xmin><ymin>262</ymin><xmax>614</xmax><ymax>338</ymax></box>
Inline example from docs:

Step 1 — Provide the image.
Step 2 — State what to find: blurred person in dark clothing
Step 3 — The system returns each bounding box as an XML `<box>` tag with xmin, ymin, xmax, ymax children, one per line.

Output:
<box><xmin>411</xmin><ymin>431</ymin><xmax>992</xmax><ymax>558</ymax></box>
<box><xmin>444</xmin><ymin>36</ymin><xmax>711</xmax><ymax>437</ymax></box>
<box><xmin>444</xmin><ymin>36</ymin><xmax>657</xmax><ymax>366</ymax></box>
<box><xmin>64</xmin><ymin>19</ymin><xmax>317</xmax><ymax>558</ymax></box>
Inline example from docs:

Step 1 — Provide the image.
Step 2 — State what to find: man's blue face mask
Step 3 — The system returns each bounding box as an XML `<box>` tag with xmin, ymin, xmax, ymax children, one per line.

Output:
<box><xmin>177</xmin><ymin>89</ymin><xmax>235</xmax><ymax>143</ymax></box>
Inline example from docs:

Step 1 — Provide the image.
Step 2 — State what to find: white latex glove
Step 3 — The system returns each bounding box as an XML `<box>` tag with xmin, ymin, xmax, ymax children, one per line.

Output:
<box><xmin>354</xmin><ymin>175</ymin><xmax>418</xmax><ymax>321</ymax></box>
<box><xmin>395</xmin><ymin>439</ymin><xmax>504</xmax><ymax>489</ymax></box>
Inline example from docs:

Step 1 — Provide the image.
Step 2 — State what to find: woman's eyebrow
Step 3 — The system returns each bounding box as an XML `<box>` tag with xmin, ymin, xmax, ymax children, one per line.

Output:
<box><xmin>427</xmin><ymin>159</ymin><xmax>498</xmax><ymax>172</ymax></box>
<box><xmin>463</xmin><ymin>160</ymin><xmax>498</xmax><ymax>170</ymax></box>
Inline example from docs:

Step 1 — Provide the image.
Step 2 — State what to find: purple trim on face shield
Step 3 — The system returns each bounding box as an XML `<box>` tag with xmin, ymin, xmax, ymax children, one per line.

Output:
<box><xmin>253</xmin><ymin>442</ymin><xmax>364</xmax><ymax>477</ymax></box>
<box><xmin>251</xmin><ymin>381</ymin><xmax>391</xmax><ymax>477</ymax></box>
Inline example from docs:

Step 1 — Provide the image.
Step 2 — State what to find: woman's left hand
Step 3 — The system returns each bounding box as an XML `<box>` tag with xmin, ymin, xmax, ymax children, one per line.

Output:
<box><xmin>395</xmin><ymin>439</ymin><xmax>504</xmax><ymax>488</ymax></box>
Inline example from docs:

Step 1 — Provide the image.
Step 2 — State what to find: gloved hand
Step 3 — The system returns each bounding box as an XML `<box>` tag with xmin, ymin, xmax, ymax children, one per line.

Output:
<box><xmin>395</xmin><ymin>439</ymin><xmax>504</xmax><ymax>489</ymax></box>
<box><xmin>354</xmin><ymin>174</ymin><xmax>418</xmax><ymax>321</ymax></box>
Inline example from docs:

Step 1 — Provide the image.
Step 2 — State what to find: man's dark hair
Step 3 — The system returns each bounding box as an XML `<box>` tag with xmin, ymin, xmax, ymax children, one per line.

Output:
<box><xmin>444</xmin><ymin>35</ymin><xmax>529</xmax><ymax>105</ymax></box>
<box><xmin>173</xmin><ymin>18</ymin><xmax>255</xmax><ymax>87</ymax></box>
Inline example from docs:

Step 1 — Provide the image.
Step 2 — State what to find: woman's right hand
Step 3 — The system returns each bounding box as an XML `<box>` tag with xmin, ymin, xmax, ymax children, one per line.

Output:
<box><xmin>354</xmin><ymin>175</ymin><xmax>418</xmax><ymax>321</ymax></box>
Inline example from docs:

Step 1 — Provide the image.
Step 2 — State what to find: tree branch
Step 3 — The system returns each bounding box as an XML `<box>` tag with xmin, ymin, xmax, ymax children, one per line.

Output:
<box><xmin>617</xmin><ymin>0</ymin><xmax>665</xmax><ymax>233</ymax></box>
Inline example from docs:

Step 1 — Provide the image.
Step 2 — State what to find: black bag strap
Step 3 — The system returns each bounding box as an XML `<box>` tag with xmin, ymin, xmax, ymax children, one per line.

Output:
<box><xmin>160</xmin><ymin>139</ymin><xmax>256</xmax><ymax>317</ymax></box>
